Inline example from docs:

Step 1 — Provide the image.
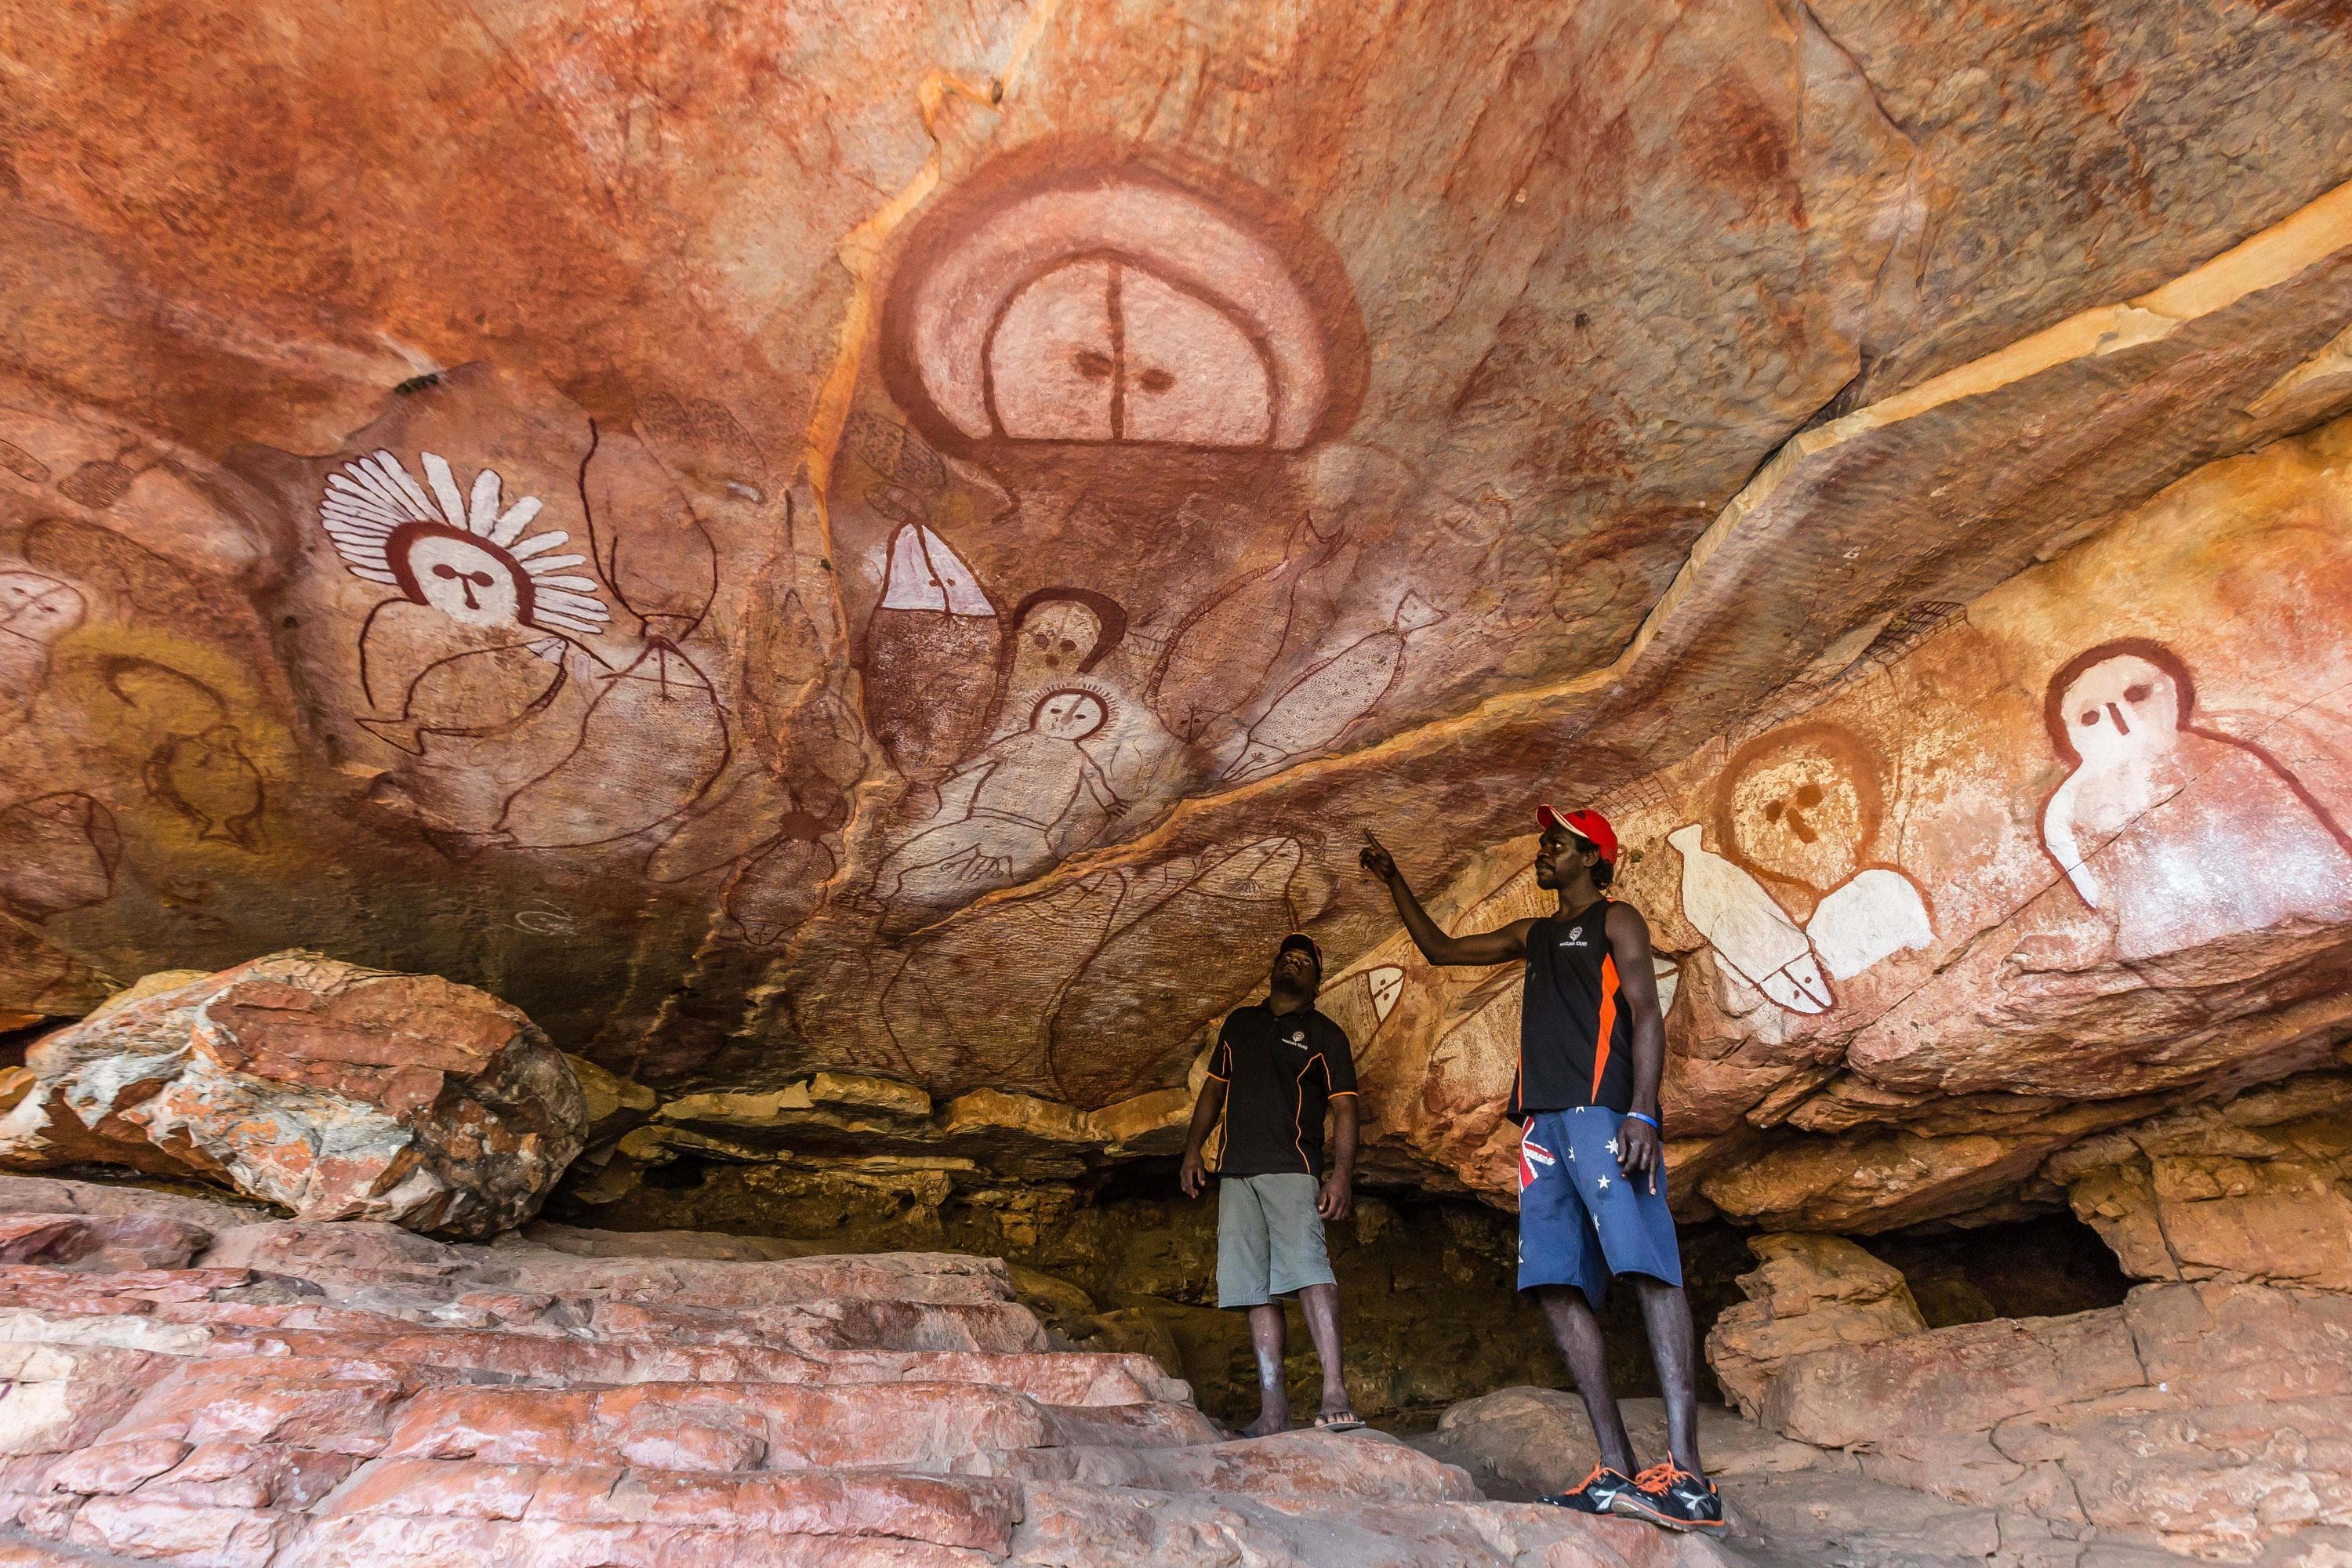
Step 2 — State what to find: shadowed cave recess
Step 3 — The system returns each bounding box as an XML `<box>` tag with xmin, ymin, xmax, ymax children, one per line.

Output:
<box><xmin>5</xmin><ymin>0</ymin><xmax>2352</xmax><ymax>1562</ymax></box>
<box><xmin>557</xmin><ymin>1153</ymin><xmax>2134</xmax><ymax>1429</ymax></box>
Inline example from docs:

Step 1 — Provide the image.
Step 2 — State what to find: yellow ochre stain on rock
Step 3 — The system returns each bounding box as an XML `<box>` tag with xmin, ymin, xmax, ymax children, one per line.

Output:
<box><xmin>798</xmin><ymin>0</ymin><xmax>1066</xmax><ymax>554</ymax></box>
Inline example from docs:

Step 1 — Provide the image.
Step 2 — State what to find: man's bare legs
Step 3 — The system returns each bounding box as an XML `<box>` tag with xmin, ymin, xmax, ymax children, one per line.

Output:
<box><xmin>1241</xmin><ymin>1285</ymin><xmax>1353</xmax><ymax>1436</ymax></box>
<box><xmin>1242</xmin><ymin>1303</ymin><xmax>1289</xmax><ymax>1436</ymax></box>
<box><xmin>1298</xmin><ymin>1282</ymin><xmax>1354</xmax><ymax>1421</ymax></box>
<box><xmin>1537</xmin><ymin>1279</ymin><xmax>1707</xmax><ymax>1476</ymax></box>
<box><xmin>1635</xmin><ymin>1275</ymin><xmax>1704</xmax><ymax>1475</ymax></box>
<box><xmin>1538</xmin><ymin>1285</ymin><xmax>1638</xmax><ymax>1473</ymax></box>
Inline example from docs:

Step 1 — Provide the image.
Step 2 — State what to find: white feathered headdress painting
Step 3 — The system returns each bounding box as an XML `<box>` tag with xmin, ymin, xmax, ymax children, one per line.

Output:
<box><xmin>319</xmin><ymin>449</ymin><xmax>612</xmax><ymax>637</ymax></box>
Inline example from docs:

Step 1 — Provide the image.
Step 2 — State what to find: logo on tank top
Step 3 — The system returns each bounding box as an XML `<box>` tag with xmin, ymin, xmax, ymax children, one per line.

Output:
<box><xmin>1563</xmin><ymin>927</ymin><xmax>1583</xmax><ymax>944</ymax></box>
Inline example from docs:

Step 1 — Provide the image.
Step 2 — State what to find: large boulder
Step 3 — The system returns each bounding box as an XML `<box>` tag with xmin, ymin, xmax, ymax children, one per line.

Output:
<box><xmin>1755</xmin><ymin>1282</ymin><xmax>2352</xmax><ymax>1562</ymax></box>
<box><xmin>0</xmin><ymin>952</ymin><xmax>584</xmax><ymax>1237</ymax></box>
<box><xmin>1704</xmin><ymin>1234</ymin><xmax>1928</xmax><ymax>1420</ymax></box>
<box><xmin>2044</xmin><ymin>1071</ymin><xmax>2352</xmax><ymax>1291</ymax></box>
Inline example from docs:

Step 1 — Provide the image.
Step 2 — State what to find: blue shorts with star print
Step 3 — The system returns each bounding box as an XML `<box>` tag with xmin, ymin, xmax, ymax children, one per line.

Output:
<box><xmin>1515</xmin><ymin>1107</ymin><xmax>1683</xmax><ymax>1304</ymax></box>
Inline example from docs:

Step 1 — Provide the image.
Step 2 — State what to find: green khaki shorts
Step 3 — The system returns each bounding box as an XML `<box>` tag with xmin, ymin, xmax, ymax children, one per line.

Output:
<box><xmin>1216</xmin><ymin>1171</ymin><xmax>1335</xmax><ymax>1308</ymax></box>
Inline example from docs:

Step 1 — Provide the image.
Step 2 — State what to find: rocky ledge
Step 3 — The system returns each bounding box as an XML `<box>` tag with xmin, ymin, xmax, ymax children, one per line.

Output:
<box><xmin>1432</xmin><ymin>1270</ymin><xmax>2352</xmax><ymax>1567</ymax></box>
<box><xmin>7</xmin><ymin>1167</ymin><xmax>2343</xmax><ymax>1567</ymax></box>
<box><xmin>0</xmin><ymin>1174</ymin><xmax>1747</xmax><ymax>1568</ymax></box>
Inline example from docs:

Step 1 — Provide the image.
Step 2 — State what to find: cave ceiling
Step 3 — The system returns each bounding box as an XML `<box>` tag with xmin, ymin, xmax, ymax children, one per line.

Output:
<box><xmin>6</xmin><ymin>0</ymin><xmax>2352</xmax><ymax>1178</ymax></box>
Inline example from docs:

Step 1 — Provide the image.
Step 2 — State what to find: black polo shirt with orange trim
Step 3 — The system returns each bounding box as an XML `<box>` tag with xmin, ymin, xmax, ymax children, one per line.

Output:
<box><xmin>1206</xmin><ymin>1001</ymin><xmax>1358</xmax><ymax>1178</ymax></box>
<box><xmin>1510</xmin><ymin>906</ymin><xmax>1639</xmax><ymax>1121</ymax></box>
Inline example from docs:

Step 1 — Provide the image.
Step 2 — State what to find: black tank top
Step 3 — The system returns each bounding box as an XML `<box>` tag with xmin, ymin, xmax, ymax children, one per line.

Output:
<box><xmin>1513</xmin><ymin>906</ymin><xmax>1638</xmax><ymax>1120</ymax></box>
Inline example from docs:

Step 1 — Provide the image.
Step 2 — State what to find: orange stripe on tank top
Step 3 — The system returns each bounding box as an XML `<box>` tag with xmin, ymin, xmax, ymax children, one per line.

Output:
<box><xmin>1591</xmin><ymin>955</ymin><xmax>1620</xmax><ymax>1102</ymax></box>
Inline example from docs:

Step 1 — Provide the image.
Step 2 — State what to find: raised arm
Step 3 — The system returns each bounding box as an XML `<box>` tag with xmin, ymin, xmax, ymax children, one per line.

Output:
<box><xmin>1603</xmin><ymin>900</ymin><xmax>1668</xmax><ymax>1192</ymax></box>
<box><xmin>1358</xmin><ymin>830</ymin><xmax>1532</xmax><ymax>967</ymax></box>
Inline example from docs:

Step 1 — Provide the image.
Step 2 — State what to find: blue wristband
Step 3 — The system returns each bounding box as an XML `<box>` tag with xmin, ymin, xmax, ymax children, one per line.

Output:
<box><xmin>1623</xmin><ymin>1112</ymin><xmax>1660</xmax><ymax>1131</ymax></box>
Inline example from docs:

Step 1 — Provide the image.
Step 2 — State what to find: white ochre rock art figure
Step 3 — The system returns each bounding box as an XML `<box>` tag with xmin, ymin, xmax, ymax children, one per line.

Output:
<box><xmin>872</xmin><ymin>688</ymin><xmax>1126</xmax><ymax>906</ymax></box>
<box><xmin>321</xmin><ymin>449</ymin><xmax>610</xmax><ymax>637</ymax></box>
<box><xmin>325</xmin><ymin>449</ymin><xmax>615</xmax><ymax>760</ymax></box>
<box><xmin>1668</xmin><ymin>824</ymin><xmax>1835</xmax><ymax>1013</ymax></box>
<box><xmin>0</xmin><ymin>568</ymin><xmax>87</xmax><ymax>729</ymax></box>
<box><xmin>1668</xmin><ymin>826</ymin><xmax>1934</xmax><ymax>1014</ymax></box>
<box><xmin>2041</xmin><ymin>642</ymin><xmax>2352</xmax><ymax>960</ymax></box>
<box><xmin>1806</xmin><ymin>869</ymin><xmax>1936</xmax><ymax>981</ymax></box>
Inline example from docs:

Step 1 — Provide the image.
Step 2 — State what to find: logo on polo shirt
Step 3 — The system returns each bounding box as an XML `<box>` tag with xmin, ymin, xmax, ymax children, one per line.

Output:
<box><xmin>1287</xmin><ymin>1029</ymin><xmax>1306</xmax><ymax>1045</ymax></box>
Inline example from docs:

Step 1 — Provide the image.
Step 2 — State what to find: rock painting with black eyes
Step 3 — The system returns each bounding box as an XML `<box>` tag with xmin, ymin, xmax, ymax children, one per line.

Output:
<box><xmin>307</xmin><ymin>393</ymin><xmax>737</xmax><ymax>862</ymax></box>
<box><xmin>844</xmin><ymin>145</ymin><xmax>1403</xmax><ymax>830</ymax></box>
<box><xmin>10</xmin><ymin>62</ymin><xmax>2352</xmax><ymax>1207</ymax></box>
<box><xmin>1305</xmin><ymin>442</ymin><xmax>2352</xmax><ymax>1197</ymax></box>
<box><xmin>753</xmin><ymin>143</ymin><xmax>1483</xmax><ymax>1097</ymax></box>
<box><xmin>870</xmin><ymin>686</ymin><xmax>1124</xmax><ymax>912</ymax></box>
<box><xmin>1668</xmin><ymin>723</ymin><xmax>1933</xmax><ymax>1015</ymax></box>
<box><xmin>3</xmin><ymin>128</ymin><xmax>1862</xmax><ymax>1102</ymax></box>
<box><xmin>0</xmin><ymin>569</ymin><xmax>87</xmax><ymax>732</ymax></box>
<box><xmin>2040</xmin><ymin>639</ymin><xmax>2352</xmax><ymax>960</ymax></box>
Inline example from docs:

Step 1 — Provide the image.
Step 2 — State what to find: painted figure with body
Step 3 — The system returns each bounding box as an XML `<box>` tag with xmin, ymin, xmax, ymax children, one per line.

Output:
<box><xmin>319</xmin><ymin>439</ymin><xmax>736</xmax><ymax>852</ymax></box>
<box><xmin>2041</xmin><ymin>638</ymin><xmax>2352</xmax><ymax>959</ymax></box>
<box><xmin>871</xmin><ymin>687</ymin><xmax>1125</xmax><ymax>907</ymax></box>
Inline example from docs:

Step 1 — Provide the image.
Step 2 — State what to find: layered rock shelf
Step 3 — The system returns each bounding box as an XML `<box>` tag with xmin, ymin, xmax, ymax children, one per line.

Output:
<box><xmin>4</xmin><ymin>1167</ymin><xmax>2339</xmax><ymax>1566</ymax></box>
<box><xmin>0</xmin><ymin>1174</ymin><xmax>1750</xmax><ymax>1568</ymax></box>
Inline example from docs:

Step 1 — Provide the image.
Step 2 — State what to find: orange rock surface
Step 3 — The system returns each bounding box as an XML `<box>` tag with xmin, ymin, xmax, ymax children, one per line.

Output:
<box><xmin>0</xmin><ymin>1175</ymin><xmax>1745</xmax><ymax>1567</ymax></box>
<box><xmin>0</xmin><ymin>955</ymin><xmax>583</xmax><ymax>1237</ymax></box>
<box><xmin>7</xmin><ymin>7</ymin><xmax>2352</xmax><ymax>1556</ymax></box>
<box><xmin>2</xmin><ymin>2</ymin><xmax>2351</xmax><ymax>1224</ymax></box>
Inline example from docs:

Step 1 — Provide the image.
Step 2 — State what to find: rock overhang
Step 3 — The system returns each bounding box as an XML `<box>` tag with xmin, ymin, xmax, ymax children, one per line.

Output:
<box><xmin>2</xmin><ymin>0</ymin><xmax>2352</xmax><ymax>1236</ymax></box>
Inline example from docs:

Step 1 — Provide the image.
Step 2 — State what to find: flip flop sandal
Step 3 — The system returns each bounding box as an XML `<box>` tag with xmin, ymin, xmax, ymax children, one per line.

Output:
<box><xmin>1313</xmin><ymin>1411</ymin><xmax>1367</xmax><ymax>1432</ymax></box>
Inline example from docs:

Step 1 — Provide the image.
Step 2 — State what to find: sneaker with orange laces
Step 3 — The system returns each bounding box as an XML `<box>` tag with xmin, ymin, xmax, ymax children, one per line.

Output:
<box><xmin>1534</xmin><ymin>1464</ymin><xmax>1641</xmax><ymax>1515</ymax></box>
<box><xmin>1610</xmin><ymin>1461</ymin><xmax>1726</xmax><ymax>1532</ymax></box>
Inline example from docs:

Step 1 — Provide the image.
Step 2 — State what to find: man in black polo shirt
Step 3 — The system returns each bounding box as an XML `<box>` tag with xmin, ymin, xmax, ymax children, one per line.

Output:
<box><xmin>1179</xmin><ymin>933</ymin><xmax>1363</xmax><ymax>1436</ymax></box>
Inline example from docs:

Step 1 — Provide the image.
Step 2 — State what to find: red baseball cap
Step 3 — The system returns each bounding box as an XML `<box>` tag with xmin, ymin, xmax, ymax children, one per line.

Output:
<box><xmin>1536</xmin><ymin>804</ymin><xmax>1617</xmax><ymax>863</ymax></box>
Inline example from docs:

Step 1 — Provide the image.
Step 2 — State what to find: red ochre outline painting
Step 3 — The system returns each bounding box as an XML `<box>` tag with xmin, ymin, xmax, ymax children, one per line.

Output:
<box><xmin>877</xmin><ymin>137</ymin><xmax>1369</xmax><ymax>460</ymax></box>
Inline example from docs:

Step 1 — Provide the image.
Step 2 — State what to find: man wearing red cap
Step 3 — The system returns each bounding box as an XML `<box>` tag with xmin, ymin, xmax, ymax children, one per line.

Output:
<box><xmin>1361</xmin><ymin>808</ymin><xmax>1721</xmax><ymax>1534</ymax></box>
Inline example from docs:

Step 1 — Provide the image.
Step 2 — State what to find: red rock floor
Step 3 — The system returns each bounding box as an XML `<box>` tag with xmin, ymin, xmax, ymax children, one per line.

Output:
<box><xmin>0</xmin><ymin>1175</ymin><xmax>1744</xmax><ymax>1567</ymax></box>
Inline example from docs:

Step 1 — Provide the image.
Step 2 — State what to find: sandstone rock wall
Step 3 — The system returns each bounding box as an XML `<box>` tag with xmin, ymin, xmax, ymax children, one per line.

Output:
<box><xmin>1702</xmin><ymin>1235</ymin><xmax>1926</xmax><ymax>1420</ymax></box>
<box><xmin>2045</xmin><ymin>1072</ymin><xmax>2352</xmax><ymax>1292</ymax></box>
<box><xmin>1323</xmin><ymin>419</ymin><xmax>2352</xmax><ymax>1226</ymax></box>
<box><xmin>1756</xmin><ymin>1281</ymin><xmax>2352</xmax><ymax>1563</ymax></box>
<box><xmin>4</xmin><ymin>1</ymin><xmax>2352</xmax><ymax>1187</ymax></box>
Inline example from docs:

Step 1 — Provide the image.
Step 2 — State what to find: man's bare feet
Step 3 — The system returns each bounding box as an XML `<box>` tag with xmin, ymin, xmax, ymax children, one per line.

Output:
<box><xmin>1240</xmin><ymin>1406</ymin><xmax>1290</xmax><ymax>1438</ymax></box>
